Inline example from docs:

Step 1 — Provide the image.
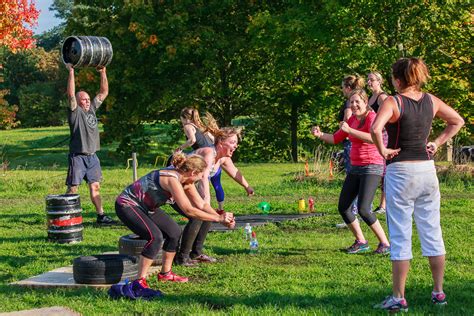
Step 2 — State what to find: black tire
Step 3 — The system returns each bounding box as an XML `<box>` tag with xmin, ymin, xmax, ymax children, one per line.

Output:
<box><xmin>118</xmin><ymin>234</ymin><xmax>162</xmax><ymax>266</ymax></box>
<box><xmin>73</xmin><ymin>254</ymin><xmax>138</xmax><ymax>284</ymax></box>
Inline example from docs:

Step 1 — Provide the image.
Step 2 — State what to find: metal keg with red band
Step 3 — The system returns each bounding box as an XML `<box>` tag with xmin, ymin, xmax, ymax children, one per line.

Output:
<box><xmin>46</xmin><ymin>194</ymin><xmax>83</xmax><ymax>243</ymax></box>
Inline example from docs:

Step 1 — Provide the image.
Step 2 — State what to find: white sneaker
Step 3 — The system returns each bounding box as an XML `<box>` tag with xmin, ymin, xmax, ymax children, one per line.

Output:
<box><xmin>335</xmin><ymin>222</ymin><xmax>347</xmax><ymax>229</ymax></box>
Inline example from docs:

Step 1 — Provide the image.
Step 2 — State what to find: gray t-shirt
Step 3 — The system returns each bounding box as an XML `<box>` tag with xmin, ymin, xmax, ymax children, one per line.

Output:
<box><xmin>68</xmin><ymin>97</ymin><xmax>102</xmax><ymax>154</ymax></box>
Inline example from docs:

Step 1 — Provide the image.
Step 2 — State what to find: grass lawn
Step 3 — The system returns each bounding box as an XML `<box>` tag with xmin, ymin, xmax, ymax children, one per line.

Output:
<box><xmin>0</xmin><ymin>126</ymin><xmax>473</xmax><ymax>315</ymax></box>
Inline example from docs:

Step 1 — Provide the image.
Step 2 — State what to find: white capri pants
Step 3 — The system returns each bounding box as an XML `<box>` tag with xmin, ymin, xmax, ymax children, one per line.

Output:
<box><xmin>385</xmin><ymin>160</ymin><xmax>445</xmax><ymax>260</ymax></box>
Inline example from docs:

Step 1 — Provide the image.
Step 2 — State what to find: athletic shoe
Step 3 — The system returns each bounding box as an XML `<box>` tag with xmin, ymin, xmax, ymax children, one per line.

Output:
<box><xmin>374</xmin><ymin>206</ymin><xmax>386</xmax><ymax>214</ymax></box>
<box><xmin>158</xmin><ymin>270</ymin><xmax>189</xmax><ymax>283</ymax></box>
<box><xmin>96</xmin><ymin>214</ymin><xmax>118</xmax><ymax>226</ymax></box>
<box><xmin>335</xmin><ymin>222</ymin><xmax>347</xmax><ymax>229</ymax></box>
<box><xmin>347</xmin><ymin>240</ymin><xmax>370</xmax><ymax>254</ymax></box>
<box><xmin>374</xmin><ymin>243</ymin><xmax>390</xmax><ymax>255</ymax></box>
<box><xmin>132</xmin><ymin>278</ymin><xmax>163</xmax><ymax>300</ymax></box>
<box><xmin>432</xmin><ymin>292</ymin><xmax>447</xmax><ymax>305</ymax></box>
<box><xmin>174</xmin><ymin>256</ymin><xmax>199</xmax><ymax>267</ymax></box>
<box><xmin>374</xmin><ymin>295</ymin><xmax>408</xmax><ymax>313</ymax></box>
<box><xmin>191</xmin><ymin>254</ymin><xmax>217</xmax><ymax>263</ymax></box>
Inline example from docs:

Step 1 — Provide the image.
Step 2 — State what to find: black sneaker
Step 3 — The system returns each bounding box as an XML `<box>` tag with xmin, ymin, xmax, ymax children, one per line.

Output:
<box><xmin>174</xmin><ymin>256</ymin><xmax>198</xmax><ymax>267</ymax></box>
<box><xmin>96</xmin><ymin>214</ymin><xmax>118</xmax><ymax>226</ymax></box>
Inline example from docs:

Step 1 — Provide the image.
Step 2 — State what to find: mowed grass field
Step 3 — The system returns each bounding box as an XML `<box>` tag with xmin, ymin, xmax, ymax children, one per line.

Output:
<box><xmin>0</xmin><ymin>126</ymin><xmax>473</xmax><ymax>315</ymax></box>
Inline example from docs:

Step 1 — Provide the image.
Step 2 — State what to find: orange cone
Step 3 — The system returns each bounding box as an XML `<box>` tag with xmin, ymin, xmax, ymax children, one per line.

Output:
<box><xmin>304</xmin><ymin>160</ymin><xmax>310</xmax><ymax>176</ymax></box>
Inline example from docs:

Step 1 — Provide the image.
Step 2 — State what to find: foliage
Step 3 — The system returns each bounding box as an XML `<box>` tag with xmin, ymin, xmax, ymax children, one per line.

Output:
<box><xmin>2</xmin><ymin>47</ymin><xmax>65</xmax><ymax>127</ymax></box>
<box><xmin>35</xmin><ymin>24</ymin><xmax>66</xmax><ymax>51</ymax></box>
<box><xmin>0</xmin><ymin>0</ymin><xmax>39</xmax><ymax>50</ymax></box>
<box><xmin>0</xmin><ymin>88</ymin><xmax>19</xmax><ymax>129</ymax></box>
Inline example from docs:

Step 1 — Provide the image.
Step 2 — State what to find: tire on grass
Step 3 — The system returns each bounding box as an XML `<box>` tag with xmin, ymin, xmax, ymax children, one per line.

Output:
<box><xmin>118</xmin><ymin>234</ymin><xmax>162</xmax><ymax>266</ymax></box>
<box><xmin>73</xmin><ymin>254</ymin><xmax>138</xmax><ymax>284</ymax></box>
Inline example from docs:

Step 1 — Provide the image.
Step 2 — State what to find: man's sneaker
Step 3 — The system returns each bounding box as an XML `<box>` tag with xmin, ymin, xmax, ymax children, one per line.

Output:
<box><xmin>191</xmin><ymin>254</ymin><xmax>217</xmax><ymax>263</ymax></box>
<box><xmin>158</xmin><ymin>270</ymin><xmax>189</xmax><ymax>283</ymax></box>
<box><xmin>432</xmin><ymin>292</ymin><xmax>447</xmax><ymax>305</ymax></box>
<box><xmin>335</xmin><ymin>222</ymin><xmax>347</xmax><ymax>229</ymax></box>
<box><xmin>174</xmin><ymin>256</ymin><xmax>199</xmax><ymax>267</ymax></box>
<box><xmin>374</xmin><ymin>206</ymin><xmax>386</xmax><ymax>214</ymax></box>
<box><xmin>374</xmin><ymin>243</ymin><xmax>390</xmax><ymax>255</ymax></box>
<box><xmin>347</xmin><ymin>240</ymin><xmax>370</xmax><ymax>254</ymax></box>
<box><xmin>374</xmin><ymin>295</ymin><xmax>408</xmax><ymax>313</ymax></box>
<box><xmin>97</xmin><ymin>214</ymin><xmax>118</xmax><ymax>226</ymax></box>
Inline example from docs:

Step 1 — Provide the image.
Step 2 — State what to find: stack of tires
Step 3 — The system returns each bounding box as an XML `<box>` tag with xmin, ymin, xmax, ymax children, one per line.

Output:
<box><xmin>118</xmin><ymin>234</ymin><xmax>163</xmax><ymax>266</ymax></box>
<box><xmin>73</xmin><ymin>255</ymin><xmax>138</xmax><ymax>284</ymax></box>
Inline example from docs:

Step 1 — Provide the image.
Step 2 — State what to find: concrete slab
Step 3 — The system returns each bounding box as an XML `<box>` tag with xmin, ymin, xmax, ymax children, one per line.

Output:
<box><xmin>0</xmin><ymin>306</ymin><xmax>80</xmax><ymax>316</ymax></box>
<box><xmin>10</xmin><ymin>265</ymin><xmax>161</xmax><ymax>289</ymax></box>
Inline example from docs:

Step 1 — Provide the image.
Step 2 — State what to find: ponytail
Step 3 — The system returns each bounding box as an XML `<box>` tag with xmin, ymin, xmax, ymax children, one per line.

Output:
<box><xmin>392</xmin><ymin>57</ymin><xmax>430</xmax><ymax>90</ymax></box>
<box><xmin>342</xmin><ymin>75</ymin><xmax>366</xmax><ymax>90</ymax></box>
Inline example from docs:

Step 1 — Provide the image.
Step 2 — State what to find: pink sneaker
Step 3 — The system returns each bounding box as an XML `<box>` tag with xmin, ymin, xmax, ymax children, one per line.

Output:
<box><xmin>158</xmin><ymin>270</ymin><xmax>189</xmax><ymax>283</ymax></box>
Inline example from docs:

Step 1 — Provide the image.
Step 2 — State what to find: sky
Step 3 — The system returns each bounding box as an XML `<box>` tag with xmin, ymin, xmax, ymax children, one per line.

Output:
<box><xmin>33</xmin><ymin>0</ymin><xmax>64</xmax><ymax>35</ymax></box>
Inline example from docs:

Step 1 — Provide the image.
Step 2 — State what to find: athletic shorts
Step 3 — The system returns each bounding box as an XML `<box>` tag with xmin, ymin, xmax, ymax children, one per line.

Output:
<box><xmin>66</xmin><ymin>153</ymin><xmax>102</xmax><ymax>186</ymax></box>
<box><xmin>385</xmin><ymin>160</ymin><xmax>445</xmax><ymax>260</ymax></box>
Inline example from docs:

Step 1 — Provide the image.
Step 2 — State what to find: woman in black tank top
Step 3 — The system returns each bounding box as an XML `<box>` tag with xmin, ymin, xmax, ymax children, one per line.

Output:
<box><xmin>176</xmin><ymin>107</ymin><xmax>214</xmax><ymax>152</ymax></box>
<box><xmin>112</xmin><ymin>154</ymin><xmax>235</xmax><ymax>299</ymax></box>
<box><xmin>367</xmin><ymin>71</ymin><xmax>389</xmax><ymax>214</ymax></box>
<box><xmin>370</xmin><ymin>58</ymin><xmax>464</xmax><ymax>312</ymax></box>
<box><xmin>367</xmin><ymin>72</ymin><xmax>388</xmax><ymax>113</ymax></box>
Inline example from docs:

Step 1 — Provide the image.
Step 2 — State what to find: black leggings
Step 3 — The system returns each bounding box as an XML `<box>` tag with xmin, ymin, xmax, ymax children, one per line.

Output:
<box><xmin>115</xmin><ymin>201</ymin><xmax>182</xmax><ymax>260</ymax></box>
<box><xmin>170</xmin><ymin>203</ymin><xmax>211</xmax><ymax>259</ymax></box>
<box><xmin>338</xmin><ymin>172</ymin><xmax>380</xmax><ymax>226</ymax></box>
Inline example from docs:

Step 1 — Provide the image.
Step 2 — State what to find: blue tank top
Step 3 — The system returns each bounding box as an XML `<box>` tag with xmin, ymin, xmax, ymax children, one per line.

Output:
<box><xmin>386</xmin><ymin>93</ymin><xmax>434</xmax><ymax>164</ymax></box>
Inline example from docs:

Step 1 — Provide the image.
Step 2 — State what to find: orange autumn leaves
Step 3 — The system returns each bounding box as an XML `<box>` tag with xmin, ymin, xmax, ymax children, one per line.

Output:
<box><xmin>0</xmin><ymin>0</ymin><xmax>39</xmax><ymax>51</ymax></box>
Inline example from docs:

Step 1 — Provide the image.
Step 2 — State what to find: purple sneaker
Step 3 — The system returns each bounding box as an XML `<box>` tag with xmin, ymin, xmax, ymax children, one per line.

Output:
<box><xmin>132</xmin><ymin>278</ymin><xmax>163</xmax><ymax>300</ymax></box>
<box><xmin>374</xmin><ymin>243</ymin><xmax>390</xmax><ymax>255</ymax></box>
<box><xmin>347</xmin><ymin>240</ymin><xmax>370</xmax><ymax>254</ymax></box>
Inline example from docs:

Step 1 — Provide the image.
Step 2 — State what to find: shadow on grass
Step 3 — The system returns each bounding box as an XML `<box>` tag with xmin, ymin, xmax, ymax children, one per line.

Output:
<box><xmin>161</xmin><ymin>283</ymin><xmax>473</xmax><ymax>314</ymax></box>
<box><xmin>0</xmin><ymin>281</ymin><xmax>472</xmax><ymax>314</ymax></box>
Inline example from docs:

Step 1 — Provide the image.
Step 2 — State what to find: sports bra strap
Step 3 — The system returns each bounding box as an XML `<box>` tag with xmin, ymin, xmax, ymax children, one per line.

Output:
<box><xmin>159</xmin><ymin>171</ymin><xmax>179</xmax><ymax>180</ymax></box>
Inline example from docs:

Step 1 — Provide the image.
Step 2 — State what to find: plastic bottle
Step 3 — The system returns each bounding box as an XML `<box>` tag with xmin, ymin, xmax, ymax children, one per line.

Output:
<box><xmin>308</xmin><ymin>197</ymin><xmax>315</xmax><ymax>213</ymax></box>
<box><xmin>249</xmin><ymin>231</ymin><xmax>259</xmax><ymax>254</ymax></box>
<box><xmin>244</xmin><ymin>223</ymin><xmax>252</xmax><ymax>240</ymax></box>
<box><xmin>298</xmin><ymin>198</ymin><xmax>306</xmax><ymax>213</ymax></box>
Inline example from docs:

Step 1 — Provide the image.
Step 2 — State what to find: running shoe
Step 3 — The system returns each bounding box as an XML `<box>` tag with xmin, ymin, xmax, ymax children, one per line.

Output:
<box><xmin>347</xmin><ymin>240</ymin><xmax>370</xmax><ymax>254</ymax></box>
<box><xmin>131</xmin><ymin>278</ymin><xmax>163</xmax><ymax>300</ymax></box>
<box><xmin>96</xmin><ymin>214</ymin><xmax>118</xmax><ymax>226</ymax></box>
<box><xmin>374</xmin><ymin>243</ymin><xmax>390</xmax><ymax>255</ymax></box>
<box><xmin>158</xmin><ymin>270</ymin><xmax>189</xmax><ymax>283</ymax></box>
<box><xmin>432</xmin><ymin>292</ymin><xmax>447</xmax><ymax>305</ymax></box>
<box><xmin>191</xmin><ymin>254</ymin><xmax>217</xmax><ymax>263</ymax></box>
<box><xmin>373</xmin><ymin>295</ymin><xmax>408</xmax><ymax>313</ymax></box>
<box><xmin>174</xmin><ymin>256</ymin><xmax>199</xmax><ymax>267</ymax></box>
<box><xmin>335</xmin><ymin>222</ymin><xmax>348</xmax><ymax>229</ymax></box>
<box><xmin>373</xmin><ymin>206</ymin><xmax>386</xmax><ymax>214</ymax></box>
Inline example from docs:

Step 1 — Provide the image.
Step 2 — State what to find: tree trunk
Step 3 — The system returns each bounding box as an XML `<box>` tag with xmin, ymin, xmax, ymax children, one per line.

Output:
<box><xmin>290</xmin><ymin>101</ymin><xmax>298</xmax><ymax>162</ymax></box>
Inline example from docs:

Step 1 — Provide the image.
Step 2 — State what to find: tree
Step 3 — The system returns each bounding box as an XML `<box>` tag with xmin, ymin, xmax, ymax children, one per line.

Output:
<box><xmin>0</xmin><ymin>0</ymin><xmax>39</xmax><ymax>50</ymax></box>
<box><xmin>2</xmin><ymin>47</ymin><xmax>64</xmax><ymax>127</ymax></box>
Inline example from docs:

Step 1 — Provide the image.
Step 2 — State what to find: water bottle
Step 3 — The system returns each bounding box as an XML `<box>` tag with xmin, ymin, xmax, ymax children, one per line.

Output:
<box><xmin>249</xmin><ymin>231</ymin><xmax>259</xmax><ymax>254</ymax></box>
<box><xmin>308</xmin><ymin>197</ymin><xmax>315</xmax><ymax>213</ymax></box>
<box><xmin>244</xmin><ymin>223</ymin><xmax>252</xmax><ymax>240</ymax></box>
<box><xmin>298</xmin><ymin>198</ymin><xmax>306</xmax><ymax>213</ymax></box>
